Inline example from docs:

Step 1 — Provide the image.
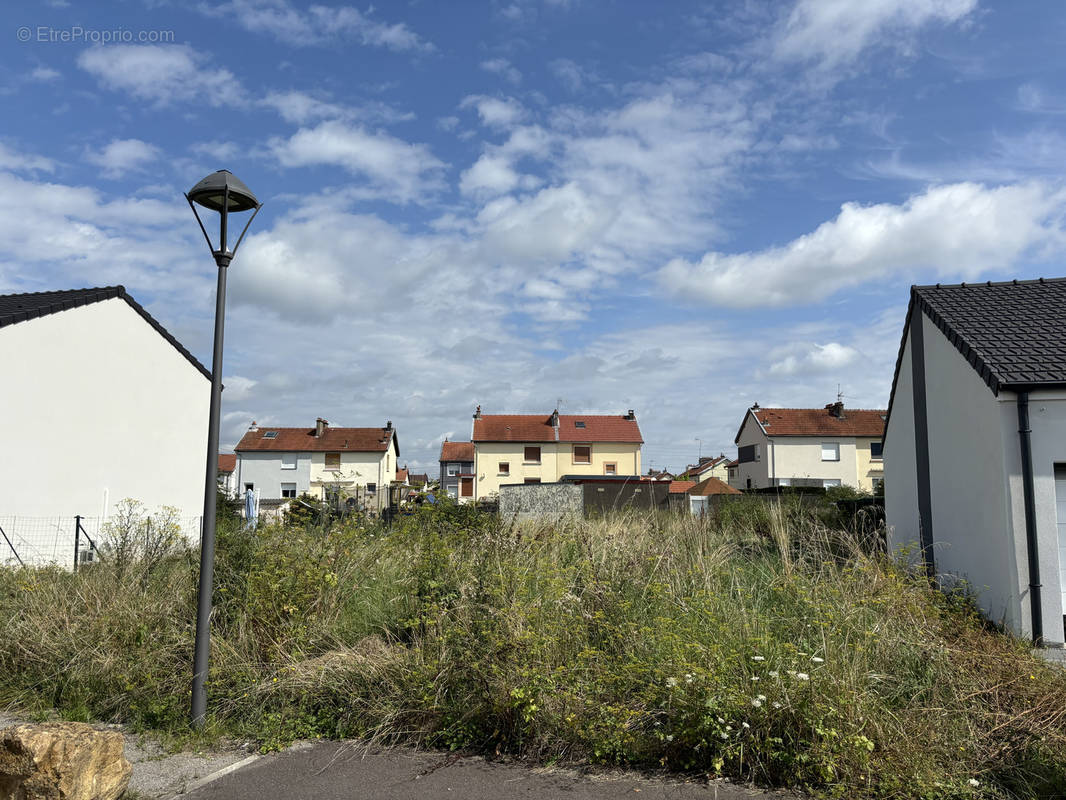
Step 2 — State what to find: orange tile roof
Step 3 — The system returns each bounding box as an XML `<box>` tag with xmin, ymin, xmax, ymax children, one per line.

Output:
<box><xmin>668</xmin><ymin>480</ymin><xmax>697</xmax><ymax>494</ymax></box>
<box><xmin>217</xmin><ymin>454</ymin><xmax>236</xmax><ymax>473</ymax></box>
<box><xmin>396</xmin><ymin>467</ymin><xmax>409</xmax><ymax>482</ymax></box>
<box><xmin>440</xmin><ymin>441</ymin><xmax>475</xmax><ymax>461</ymax></box>
<box><xmin>473</xmin><ymin>412</ymin><xmax>642</xmax><ymax>443</ymax></box>
<box><xmin>737</xmin><ymin>406</ymin><xmax>886</xmax><ymax>441</ymax></box>
<box><xmin>236</xmin><ymin>425</ymin><xmax>396</xmax><ymax>453</ymax></box>
<box><xmin>688</xmin><ymin>477</ymin><xmax>742</xmax><ymax>496</ymax></box>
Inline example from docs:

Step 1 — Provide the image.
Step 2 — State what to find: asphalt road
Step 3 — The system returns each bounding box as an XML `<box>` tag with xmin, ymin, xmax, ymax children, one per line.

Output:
<box><xmin>180</xmin><ymin>741</ymin><xmax>793</xmax><ymax>800</ymax></box>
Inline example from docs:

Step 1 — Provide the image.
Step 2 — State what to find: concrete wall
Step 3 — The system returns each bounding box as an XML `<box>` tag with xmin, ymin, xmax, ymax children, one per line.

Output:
<box><xmin>498</xmin><ymin>482</ymin><xmax>583</xmax><ymax>522</ymax></box>
<box><xmin>1001</xmin><ymin>389</ymin><xmax>1066</xmax><ymax>643</ymax></box>
<box><xmin>0</xmin><ymin>297</ymin><xmax>208</xmax><ymax>523</ymax></box>
<box><xmin>885</xmin><ymin>334</ymin><xmax>920</xmax><ymax>553</ymax></box>
<box><xmin>236</xmin><ymin>451</ymin><xmax>311</xmax><ymax>499</ymax></box>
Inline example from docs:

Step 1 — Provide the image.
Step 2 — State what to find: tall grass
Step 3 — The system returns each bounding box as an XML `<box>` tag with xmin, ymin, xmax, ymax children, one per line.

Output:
<box><xmin>1</xmin><ymin>498</ymin><xmax>1065</xmax><ymax>798</ymax></box>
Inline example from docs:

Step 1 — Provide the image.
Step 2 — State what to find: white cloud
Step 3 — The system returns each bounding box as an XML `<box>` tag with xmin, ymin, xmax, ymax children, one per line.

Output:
<box><xmin>0</xmin><ymin>143</ymin><xmax>55</xmax><ymax>173</ymax></box>
<box><xmin>85</xmin><ymin>138</ymin><xmax>160</xmax><ymax>178</ymax></box>
<box><xmin>658</xmin><ymin>182</ymin><xmax>1065</xmax><ymax>308</ymax></box>
<box><xmin>550</xmin><ymin>58</ymin><xmax>586</xmax><ymax>92</ymax></box>
<box><xmin>260</xmin><ymin>89</ymin><xmax>415</xmax><ymax>126</ymax></box>
<box><xmin>200</xmin><ymin>0</ymin><xmax>433</xmax><ymax>51</ymax></box>
<box><xmin>774</xmin><ymin>0</ymin><xmax>977</xmax><ymax>69</ymax></box>
<box><xmin>268</xmin><ymin>120</ymin><xmax>445</xmax><ymax>203</ymax></box>
<box><xmin>461</xmin><ymin>95</ymin><xmax>526</xmax><ymax>129</ymax></box>
<box><xmin>29</xmin><ymin>67</ymin><xmax>60</xmax><ymax>82</ymax></box>
<box><xmin>480</xmin><ymin>58</ymin><xmax>522</xmax><ymax>85</ymax></box>
<box><xmin>768</xmin><ymin>342</ymin><xmax>860</xmax><ymax>375</ymax></box>
<box><xmin>77</xmin><ymin>45</ymin><xmax>245</xmax><ymax>107</ymax></box>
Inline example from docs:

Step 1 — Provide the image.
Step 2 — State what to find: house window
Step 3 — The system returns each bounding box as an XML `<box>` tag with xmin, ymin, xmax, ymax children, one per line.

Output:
<box><xmin>870</xmin><ymin>441</ymin><xmax>883</xmax><ymax>460</ymax></box>
<box><xmin>777</xmin><ymin>478</ymin><xmax>791</xmax><ymax>487</ymax></box>
<box><xmin>746</xmin><ymin>478</ymin><xmax>752</xmax><ymax>489</ymax></box>
<box><xmin>524</xmin><ymin>478</ymin><xmax>541</xmax><ymax>484</ymax></box>
<box><xmin>823</xmin><ymin>479</ymin><xmax>842</xmax><ymax>488</ymax></box>
<box><xmin>821</xmin><ymin>442</ymin><xmax>840</xmax><ymax>462</ymax></box>
<box><xmin>872</xmin><ymin>477</ymin><xmax>884</xmax><ymax>493</ymax></box>
<box><xmin>325</xmin><ymin>453</ymin><xmax>341</xmax><ymax>470</ymax></box>
<box><xmin>367</xmin><ymin>482</ymin><xmax>377</xmax><ymax>494</ymax></box>
<box><xmin>244</xmin><ymin>482</ymin><xmax>254</xmax><ymax>492</ymax></box>
<box><xmin>262</xmin><ymin>431</ymin><xmax>278</xmax><ymax>439</ymax></box>
<box><xmin>573</xmin><ymin>445</ymin><xmax>591</xmax><ymax>464</ymax></box>
<box><xmin>281</xmin><ymin>453</ymin><xmax>297</xmax><ymax>470</ymax></box>
<box><xmin>524</xmin><ymin>446</ymin><xmax>541</xmax><ymax>464</ymax></box>
<box><xmin>447</xmin><ymin>465</ymin><xmax>458</xmax><ymax>476</ymax></box>
<box><xmin>604</xmin><ymin>462</ymin><xmax>617</xmax><ymax>475</ymax></box>
<box><xmin>447</xmin><ymin>486</ymin><xmax>458</xmax><ymax>499</ymax></box>
<box><xmin>281</xmin><ymin>483</ymin><xmax>296</xmax><ymax>498</ymax></box>
<box><xmin>575</xmin><ymin>421</ymin><xmax>586</xmax><ymax>428</ymax></box>
<box><xmin>738</xmin><ymin>444</ymin><xmax>757</xmax><ymax>463</ymax></box>
<box><xmin>498</xmin><ymin>462</ymin><xmax>510</xmax><ymax>475</ymax></box>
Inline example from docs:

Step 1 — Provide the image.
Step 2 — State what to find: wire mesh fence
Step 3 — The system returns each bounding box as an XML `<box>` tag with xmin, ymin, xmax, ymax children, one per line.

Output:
<box><xmin>0</xmin><ymin>514</ymin><xmax>203</xmax><ymax>569</ymax></box>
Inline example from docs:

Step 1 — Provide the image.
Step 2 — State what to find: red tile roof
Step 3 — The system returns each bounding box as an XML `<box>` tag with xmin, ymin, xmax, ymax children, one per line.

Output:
<box><xmin>688</xmin><ymin>477</ymin><xmax>742</xmax><ymax>496</ymax></box>
<box><xmin>396</xmin><ymin>467</ymin><xmax>409</xmax><ymax>483</ymax></box>
<box><xmin>236</xmin><ymin>425</ymin><xmax>396</xmax><ymax>453</ymax></box>
<box><xmin>440</xmin><ymin>441</ymin><xmax>475</xmax><ymax>462</ymax></box>
<box><xmin>472</xmin><ymin>413</ymin><xmax>643</xmax><ymax>443</ymax></box>
<box><xmin>217</xmin><ymin>454</ymin><xmax>236</xmax><ymax>473</ymax></box>
<box><xmin>668</xmin><ymin>480</ymin><xmax>697</xmax><ymax>494</ymax></box>
<box><xmin>737</xmin><ymin>406</ymin><xmax>886</xmax><ymax>442</ymax></box>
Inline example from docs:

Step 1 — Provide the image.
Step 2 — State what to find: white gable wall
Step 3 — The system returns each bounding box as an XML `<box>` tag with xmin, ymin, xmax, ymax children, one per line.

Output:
<box><xmin>885</xmin><ymin>334</ymin><xmax>920</xmax><ymax>555</ymax></box>
<box><xmin>0</xmin><ymin>298</ymin><xmax>209</xmax><ymax>521</ymax></box>
<box><xmin>735</xmin><ymin>414</ymin><xmax>768</xmax><ymax>489</ymax></box>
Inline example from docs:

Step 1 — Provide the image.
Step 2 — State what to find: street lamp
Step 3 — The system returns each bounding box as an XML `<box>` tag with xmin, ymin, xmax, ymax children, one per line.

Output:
<box><xmin>186</xmin><ymin>170</ymin><xmax>261</xmax><ymax>727</ymax></box>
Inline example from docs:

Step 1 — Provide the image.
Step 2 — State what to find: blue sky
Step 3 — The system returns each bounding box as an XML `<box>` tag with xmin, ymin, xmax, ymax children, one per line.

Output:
<box><xmin>3</xmin><ymin>0</ymin><xmax>1066</xmax><ymax>473</ymax></box>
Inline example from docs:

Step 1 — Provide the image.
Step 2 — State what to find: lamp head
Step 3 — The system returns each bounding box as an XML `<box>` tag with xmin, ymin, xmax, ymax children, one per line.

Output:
<box><xmin>187</xmin><ymin>169</ymin><xmax>259</xmax><ymax>213</ymax></box>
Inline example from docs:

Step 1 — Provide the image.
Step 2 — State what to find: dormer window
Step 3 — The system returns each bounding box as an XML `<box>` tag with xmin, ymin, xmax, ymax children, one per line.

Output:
<box><xmin>263</xmin><ymin>431</ymin><xmax>278</xmax><ymax>439</ymax></box>
<box><xmin>575</xmin><ymin>421</ymin><xmax>586</xmax><ymax>428</ymax></box>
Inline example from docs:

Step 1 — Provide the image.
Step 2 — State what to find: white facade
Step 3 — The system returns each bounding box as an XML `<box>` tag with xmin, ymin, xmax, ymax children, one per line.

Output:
<box><xmin>0</xmin><ymin>296</ymin><xmax>209</xmax><ymax>523</ymax></box>
<box><xmin>236</xmin><ymin>451</ymin><xmax>312</xmax><ymax>499</ymax></box>
<box><xmin>886</xmin><ymin>310</ymin><xmax>1066</xmax><ymax>644</ymax></box>
<box><xmin>735</xmin><ymin>416</ymin><xmax>867</xmax><ymax>491</ymax></box>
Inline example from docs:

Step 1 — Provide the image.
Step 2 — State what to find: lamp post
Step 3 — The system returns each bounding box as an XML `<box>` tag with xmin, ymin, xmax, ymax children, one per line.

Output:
<box><xmin>186</xmin><ymin>170</ymin><xmax>261</xmax><ymax>728</ymax></box>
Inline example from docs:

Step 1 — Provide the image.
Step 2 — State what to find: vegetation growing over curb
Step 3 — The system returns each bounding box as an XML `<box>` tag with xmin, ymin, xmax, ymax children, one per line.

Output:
<box><xmin>1</xmin><ymin>497</ymin><xmax>1065</xmax><ymax>799</ymax></box>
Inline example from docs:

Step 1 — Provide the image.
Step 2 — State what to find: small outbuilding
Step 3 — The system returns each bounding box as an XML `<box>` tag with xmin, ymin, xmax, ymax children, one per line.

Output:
<box><xmin>884</xmin><ymin>278</ymin><xmax>1066</xmax><ymax>644</ymax></box>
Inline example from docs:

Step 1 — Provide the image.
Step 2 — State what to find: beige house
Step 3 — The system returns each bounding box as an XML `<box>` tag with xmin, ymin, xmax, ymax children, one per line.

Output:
<box><xmin>733</xmin><ymin>402</ymin><xmax>885</xmax><ymax>492</ymax></box>
<box><xmin>471</xmin><ymin>408</ymin><xmax>643</xmax><ymax>499</ymax></box>
<box><xmin>684</xmin><ymin>455</ymin><xmax>730</xmax><ymax>483</ymax></box>
<box><xmin>234</xmin><ymin>418</ymin><xmax>398</xmax><ymax>514</ymax></box>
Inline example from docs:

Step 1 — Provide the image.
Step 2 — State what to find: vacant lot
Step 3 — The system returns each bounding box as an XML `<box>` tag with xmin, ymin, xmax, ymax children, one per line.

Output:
<box><xmin>1</xmin><ymin>498</ymin><xmax>1064</xmax><ymax>799</ymax></box>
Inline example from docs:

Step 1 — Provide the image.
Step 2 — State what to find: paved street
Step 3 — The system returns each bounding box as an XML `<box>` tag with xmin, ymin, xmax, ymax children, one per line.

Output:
<box><xmin>180</xmin><ymin>741</ymin><xmax>793</xmax><ymax>800</ymax></box>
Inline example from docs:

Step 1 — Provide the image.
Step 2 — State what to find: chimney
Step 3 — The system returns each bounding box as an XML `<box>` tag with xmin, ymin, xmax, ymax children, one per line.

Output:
<box><xmin>751</xmin><ymin>402</ymin><xmax>760</xmax><ymax>410</ymax></box>
<box><xmin>386</xmin><ymin>420</ymin><xmax>392</xmax><ymax>431</ymax></box>
<box><xmin>473</xmin><ymin>405</ymin><xmax>482</xmax><ymax>419</ymax></box>
<box><xmin>315</xmin><ymin>417</ymin><xmax>329</xmax><ymax>437</ymax></box>
<box><xmin>550</xmin><ymin>408</ymin><xmax>560</xmax><ymax>428</ymax></box>
<box><xmin>825</xmin><ymin>401</ymin><xmax>845</xmax><ymax>419</ymax></box>
<box><xmin>624</xmin><ymin>409</ymin><xmax>636</xmax><ymax>421</ymax></box>
<box><xmin>249</xmin><ymin>420</ymin><xmax>258</xmax><ymax>432</ymax></box>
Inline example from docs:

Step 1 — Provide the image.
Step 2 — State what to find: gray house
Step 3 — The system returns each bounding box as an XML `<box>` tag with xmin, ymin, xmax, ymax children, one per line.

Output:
<box><xmin>439</xmin><ymin>440</ymin><xmax>475</xmax><ymax>501</ymax></box>
<box><xmin>885</xmin><ymin>278</ymin><xmax>1066</xmax><ymax>645</ymax></box>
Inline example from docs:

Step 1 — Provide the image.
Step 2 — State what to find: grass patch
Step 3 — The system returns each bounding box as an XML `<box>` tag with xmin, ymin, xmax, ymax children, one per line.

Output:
<box><xmin>1</xmin><ymin>497</ymin><xmax>1065</xmax><ymax>798</ymax></box>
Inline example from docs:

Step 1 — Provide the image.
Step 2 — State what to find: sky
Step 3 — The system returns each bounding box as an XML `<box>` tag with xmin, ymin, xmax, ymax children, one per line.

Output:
<box><xmin>2</xmin><ymin>0</ymin><xmax>1066</xmax><ymax>474</ymax></box>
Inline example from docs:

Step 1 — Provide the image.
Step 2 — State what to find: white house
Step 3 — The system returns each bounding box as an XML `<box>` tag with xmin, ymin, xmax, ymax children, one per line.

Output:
<box><xmin>218</xmin><ymin>454</ymin><xmax>238</xmax><ymax>498</ymax></box>
<box><xmin>885</xmin><ymin>278</ymin><xmax>1066</xmax><ymax>645</ymax></box>
<box><xmin>0</xmin><ymin>286</ymin><xmax>210</xmax><ymax>559</ymax></box>
<box><xmin>733</xmin><ymin>402</ymin><xmax>885</xmax><ymax>492</ymax></box>
<box><xmin>233</xmin><ymin>418</ymin><xmax>399</xmax><ymax>514</ymax></box>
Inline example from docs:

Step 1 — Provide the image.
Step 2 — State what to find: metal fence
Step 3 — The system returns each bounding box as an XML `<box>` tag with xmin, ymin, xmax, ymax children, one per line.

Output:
<box><xmin>0</xmin><ymin>514</ymin><xmax>202</xmax><ymax>569</ymax></box>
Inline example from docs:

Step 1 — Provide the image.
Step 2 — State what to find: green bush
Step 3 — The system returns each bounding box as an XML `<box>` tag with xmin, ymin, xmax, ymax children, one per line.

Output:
<box><xmin>0</xmin><ymin>503</ymin><xmax>1064</xmax><ymax>798</ymax></box>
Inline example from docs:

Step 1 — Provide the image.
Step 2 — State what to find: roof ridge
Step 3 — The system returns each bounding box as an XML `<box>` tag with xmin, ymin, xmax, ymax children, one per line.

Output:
<box><xmin>914</xmin><ymin>276</ymin><xmax>1066</xmax><ymax>291</ymax></box>
<box><xmin>0</xmin><ymin>285</ymin><xmax>125</xmax><ymax>299</ymax></box>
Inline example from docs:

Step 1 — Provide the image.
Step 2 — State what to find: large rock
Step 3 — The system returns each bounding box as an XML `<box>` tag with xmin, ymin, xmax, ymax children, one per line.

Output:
<box><xmin>0</xmin><ymin>722</ymin><xmax>131</xmax><ymax>800</ymax></box>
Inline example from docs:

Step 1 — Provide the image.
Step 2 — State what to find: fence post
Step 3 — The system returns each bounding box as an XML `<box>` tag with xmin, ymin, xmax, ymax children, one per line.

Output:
<box><xmin>73</xmin><ymin>515</ymin><xmax>81</xmax><ymax>573</ymax></box>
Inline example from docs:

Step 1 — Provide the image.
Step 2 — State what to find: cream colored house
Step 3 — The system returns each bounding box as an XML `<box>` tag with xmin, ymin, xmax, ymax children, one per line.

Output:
<box><xmin>234</xmin><ymin>418</ymin><xmax>398</xmax><ymax>514</ymax></box>
<box><xmin>733</xmin><ymin>402</ymin><xmax>885</xmax><ymax>492</ymax></box>
<box><xmin>685</xmin><ymin>455</ymin><xmax>730</xmax><ymax>483</ymax></box>
<box><xmin>471</xmin><ymin>408</ymin><xmax>643</xmax><ymax>500</ymax></box>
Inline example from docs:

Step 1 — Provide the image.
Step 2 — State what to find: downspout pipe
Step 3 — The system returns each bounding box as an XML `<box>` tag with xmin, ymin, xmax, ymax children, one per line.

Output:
<box><xmin>1017</xmin><ymin>391</ymin><xmax>1043</xmax><ymax>645</ymax></box>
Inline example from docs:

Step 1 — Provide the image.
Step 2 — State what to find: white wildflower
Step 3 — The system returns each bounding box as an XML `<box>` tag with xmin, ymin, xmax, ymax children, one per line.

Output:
<box><xmin>751</xmin><ymin>699</ymin><xmax>762</xmax><ymax>708</ymax></box>
<box><xmin>665</xmin><ymin>734</ymin><xmax>674</xmax><ymax>742</ymax></box>
<box><xmin>757</xmin><ymin>694</ymin><xmax>766</xmax><ymax>701</ymax></box>
<box><xmin>751</xmin><ymin>676</ymin><xmax>760</xmax><ymax>682</ymax></box>
<box><xmin>716</xmin><ymin>717</ymin><xmax>725</xmax><ymax>724</ymax></box>
<box><xmin>769</xmin><ymin>670</ymin><xmax>779</xmax><ymax>678</ymax></box>
<box><xmin>684</xmin><ymin>673</ymin><xmax>694</xmax><ymax>684</ymax></box>
<box><xmin>720</xmin><ymin>732</ymin><xmax>728</xmax><ymax>740</ymax></box>
<box><xmin>811</xmin><ymin>657</ymin><xmax>824</xmax><ymax>663</ymax></box>
<box><xmin>751</xmin><ymin>655</ymin><xmax>765</xmax><ymax>662</ymax></box>
<box><xmin>725</xmin><ymin>725</ymin><xmax>732</xmax><ymax>732</ymax></box>
<box><xmin>772</xmin><ymin>702</ymin><xmax>782</xmax><ymax>709</ymax></box>
<box><xmin>665</xmin><ymin>677</ymin><xmax>678</xmax><ymax>688</ymax></box>
<box><xmin>795</xmin><ymin>672</ymin><xmax>810</xmax><ymax>681</ymax></box>
<box><xmin>742</xmin><ymin>722</ymin><xmax>750</xmax><ymax>729</ymax></box>
<box><xmin>967</xmin><ymin>778</ymin><xmax>980</xmax><ymax>788</ymax></box>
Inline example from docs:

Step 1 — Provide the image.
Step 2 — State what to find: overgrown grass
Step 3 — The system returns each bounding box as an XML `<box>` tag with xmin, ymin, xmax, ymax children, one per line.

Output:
<box><xmin>2</xmin><ymin>498</ymin><xmax>1065</xmax><ymax>799</ymax></box>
